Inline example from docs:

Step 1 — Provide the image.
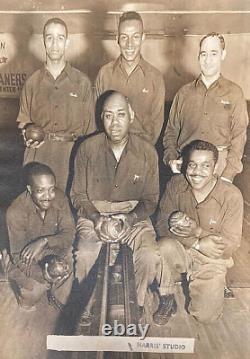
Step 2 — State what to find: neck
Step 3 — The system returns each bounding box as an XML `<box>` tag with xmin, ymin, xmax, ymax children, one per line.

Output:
<box><xmin>46</xmin><ymin>58</ymin><xmax>66</xmax><ymax>79</ymax></box>
<box><xmin>110</xmin><ymin>137</ymin><xmax>128</xmax><ymax>162</ymax></box>
<box><xmin>121</xmin><ymin>56</ymin><xmax>140</xmax><ymax>76</ymax></box>
<box><xmin>201</xmin><ymin>73</ymin><xmax>220</xmax><ymax>89</ymax></box>
<box><xmin>192</xmin><ymin>176</ymin><xmax>217</xmax><ymax>203</ymax></box>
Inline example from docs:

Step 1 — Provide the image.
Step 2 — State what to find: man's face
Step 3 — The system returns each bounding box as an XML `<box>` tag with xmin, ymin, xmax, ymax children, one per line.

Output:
<box><xmin>198</xmin><ymin>36</ymin><xmax>225</xmax><ymax>79</ymax></box>
<box><xmin>186</xmin><ymin>150</ymin><xmax>216</xmax><ymax>191</ymax></box>
<box><xmin>102</xmin><ymin>94</ymin><xmax>133</xmax><ymax>144</ymax></box>
<box><xmin>118</xmin><ymin>19</ymin><xmax>144</xmax><ymax>63</ymax></box>
<box><xmin>44</xmin><ymin>22</ymin><xmax>68</xmax><ymax>61</ymax></box>
<box><xmin>28</xmin><ymin>174</ymin><xmax>56</xmax><ymax>211</ymax></box>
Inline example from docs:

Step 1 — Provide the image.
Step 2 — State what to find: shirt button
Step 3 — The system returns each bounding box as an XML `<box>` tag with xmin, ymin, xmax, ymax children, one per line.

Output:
<box><xmin>55</xmin><ymin>105</ymin><xmax>58</xmax><ymax>108</ymax></box>
<box><xmin>114</xmin><ymin>184</ymin><xmax>118</xmax><ymax>188</ymax></box>
<box><xmin>204</xmin><ymin>112</ymin><xmax>207</xmax><ymax>115</ymax></box>
<box><xmin>55</xmin><ymin>86</ymin><xmax>58</xmax><ymax>90</ymax></box>
<box><xmin>54</xmin><ymin>123</ymin><xmax>58</xmax><ymax>126</ymax></box>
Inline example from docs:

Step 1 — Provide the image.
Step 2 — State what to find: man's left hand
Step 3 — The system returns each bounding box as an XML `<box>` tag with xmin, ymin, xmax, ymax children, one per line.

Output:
<box><xmin>20</xmin><ymin>238</ymin><xmax>47</xmax><ymax>268</ymax></box>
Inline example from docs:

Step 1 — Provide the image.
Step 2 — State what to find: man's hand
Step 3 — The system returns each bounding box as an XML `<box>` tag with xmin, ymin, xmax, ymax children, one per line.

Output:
<box><xmin>169</xmin><ymin>158</ymin><xmax>183</xmax><ymax>174</ymax></box>
<box><xmin>20</xmin><ymin>238</ymin><xmax>47</xmax><ymax>268</ymax></box>
<box><xmin>111</xmin><ymin>214</ymin><xmax>132</xmax><ymax>244</ymax></box>
<box><xmin>170</xmin><ymin>216</ymin><xmax>201</xmax><ymax>238</ymax></box>
<box><xmin>94</xmin><ymin>215</ymin><xmax>112</xmax><ymax>243</ymax></box>
<box><xmin>22</xmin><ymin>129</ymin><xmax>45</xmax><ymax>149</ymax></box>
<box><xmin>199</xmin><ymin>235</ymin><xmax>226</xmax><ymax>259</ymax></box>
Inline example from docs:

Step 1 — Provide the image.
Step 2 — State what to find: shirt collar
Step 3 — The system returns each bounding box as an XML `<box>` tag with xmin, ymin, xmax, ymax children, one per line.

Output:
<box><xmin>195</xmin><ymin>74</ymin><xmax>224</xmax><ymax>90</ymax></box>
<box><xmin>113</xmin><ymin>55</ymin><xmax>146</xmax><ymax>76</ymax></box>
<box><xmin>41</xmin><ymin>61</ymin><xmax>73</xmax><ymax>81</ymax></box>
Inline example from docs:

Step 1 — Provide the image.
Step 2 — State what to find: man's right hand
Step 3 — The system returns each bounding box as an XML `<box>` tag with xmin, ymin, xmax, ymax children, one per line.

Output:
<box><xmin>22</xmin><ymin>129</ymin><xmax>44</xmax><ymax>149</ymax></box>
<box><xmin>199</xmin><ymin>235</ymin><xmax>226</xmax><ymax>259</ymax></box>
<box><xmin>169</xmin><ymin>159</ymin><xmax>183</xmax><ymax>174</ymax></box>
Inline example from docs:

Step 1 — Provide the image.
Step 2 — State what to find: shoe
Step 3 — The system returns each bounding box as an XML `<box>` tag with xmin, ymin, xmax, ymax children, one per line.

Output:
<box><xmin>153</xmin><ymin>294</ymin><xmax>177</xmax><ymax>326</ymax></box>
<box><xmin>79</xmin><ymin>310</ymin><xmax>93</xmax><ymax>327</ymax></box>
<box><xmin>224</xmin><ymin>286</ymin><xmax>235</xmax><ymax>299</ymax></box>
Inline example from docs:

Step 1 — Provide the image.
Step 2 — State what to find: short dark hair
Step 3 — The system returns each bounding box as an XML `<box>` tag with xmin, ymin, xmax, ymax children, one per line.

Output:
<box><xmin>118</xmin><ymin>11</ymin><xmax>143</xmax><ymax>30</ymax></box>
<box><xmin>199</xmin><ymin>32</ymin><xmax>225</xmax><ymax>51</ymax></box>
<box><xmin>43</xmin><ymin>17</ymin><xmax>68</xmax><ymax>39</ymax></box>
<box><xmin>25</xmin><ymin>162</ymin><xmax>56</xmax><ymax>186</ymax></box>
<box><xmin>182</xmin><ymin>140</ymin><xmax>219</xmax><ymax>171</ymax></box>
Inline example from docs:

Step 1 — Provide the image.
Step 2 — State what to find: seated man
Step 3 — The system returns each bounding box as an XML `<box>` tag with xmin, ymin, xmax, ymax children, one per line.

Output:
<box><xmin>6</xmin><ymin>163</ymin><xmax>75</xmax><ymax>310</ymax></box>
<box><xmin>154</xmin><ymin>140</ymin><xmax>243</xmax><ymax>325</ymax></box>
<box><xmin>71</xmin><ymin>90</ymin><xmax>160</xmax><ymax>321</ymax></box>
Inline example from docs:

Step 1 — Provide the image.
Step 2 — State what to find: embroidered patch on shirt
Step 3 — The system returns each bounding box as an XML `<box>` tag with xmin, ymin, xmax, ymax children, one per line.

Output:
<box><xmin>142</xmin><ymin>88</ymin><xmax>149</xmax><ymax>94</ymax></box>
<box><xmin>209</xmin><ymin>218</ymin><xmax>217</xmax><ymax>225</ymax></box>
<box><xmin>69</xmin><ymin>92</ymin><xmax>78</xmax><ymax>98</ymax></box>
<box><xmin>133</xmin><ymin>174</ymin><xmax>140</xmax><ymax>183</ymax></box>
<box><xmin>221</xmin><ymin>99</ymin><xmax>231</xmax><ymax>109</ymax></box>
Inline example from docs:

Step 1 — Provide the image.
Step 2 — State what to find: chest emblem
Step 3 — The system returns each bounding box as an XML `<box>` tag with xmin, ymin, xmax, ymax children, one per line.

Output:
<box><xmin>133</xmin><ymin>174</ymin><xmax>140</xmax><ymax>183</ymax></box>
<box><xmin>69</xmin><ymin>92</ymin><xmax>78</xmax><ymax>98</ymax></box>
<box><xmin>209</xmin><ymin>218</ymin><xmax>217</xmax><ymax>225</ymax></box>
<box><xmin>142</xmin><ymin>88</ymin><xmax>149</xmax><ymax>94</ymax></box>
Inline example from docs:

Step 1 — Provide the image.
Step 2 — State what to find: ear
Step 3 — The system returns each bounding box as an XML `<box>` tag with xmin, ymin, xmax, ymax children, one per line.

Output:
<box><xmin>27</xmin><ymin>185</ymin><xmax>32</xmax><ymax>194</ymax></box>
<box><xmin>213</xmin><ymin>162</ymin><xmax>219</xmax><ymax>175</ymax></box>
<box><xmin>128</xmin><ymin>104</ymin><xmax>134</xmax><ymax>123</ymax></box>
<box><xmin>221</xmin><ymin>49</ymin><xmax>226</xmax><ymax>61</ymax></box>
<box><xmin>116</xmin><ymin>34</ymin><xmax>119</xmax><ymax>45</ymax></box>
<box><xmin>142</xmin><ymin>32</ymin><xmax>146</xmax><ymax>43</ymax></box>
<box><xmin>65</xmin><ymin>37</ymin><xmax>70</xmax><ymax>49</ymax></box>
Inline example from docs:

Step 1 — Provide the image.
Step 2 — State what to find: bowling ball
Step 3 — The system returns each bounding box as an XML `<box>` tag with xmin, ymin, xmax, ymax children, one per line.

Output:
<box><xmin>169</xmin><ymin>211</ymin><xmax>192</xmax><ymax>228</ymax></box>
<box><xmin>100</xmin><ymin>217</ymin><xmax>124</xmax><ymax>242</ymax></box>
<box><xmin>42</xmin><ymin>255</ymin><xmax>69</xmax><ymax>284</ymax></box>
<box><xmin>25</xmin><ymin>124</ymin><xmax>45</xmax><ymax>142</ymax></box>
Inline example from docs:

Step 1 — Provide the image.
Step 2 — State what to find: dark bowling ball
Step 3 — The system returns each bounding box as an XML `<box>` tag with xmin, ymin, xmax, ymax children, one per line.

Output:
<box><xmin>25</xmin><ymin>124</ymin><xmax>45</xmax><ymax>142</ymax></box>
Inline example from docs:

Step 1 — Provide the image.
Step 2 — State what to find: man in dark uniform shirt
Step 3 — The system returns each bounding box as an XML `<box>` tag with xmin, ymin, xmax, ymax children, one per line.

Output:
<box><xmin>153</xmin><ymin>140</ymin><xmax>243</xmax><ymax>325</ymax></box>
<box><xmin>95</xmin><ymin>11</ymin><xmax>165</xmax><ymax>145</ymax></box>
<box><xmin>71</xmin><ymin>91</ymin><xmax>160</xmax><ymax>322</ymax></box>
<box><xmin>6</xmin><ymin>163</ymin><xmax>75</xmax><ymax>309</ymax></box>
<box><xmin>17</xmin><ymin>17</ymin><xmax>95</xmax><ymax>191</ymax></box>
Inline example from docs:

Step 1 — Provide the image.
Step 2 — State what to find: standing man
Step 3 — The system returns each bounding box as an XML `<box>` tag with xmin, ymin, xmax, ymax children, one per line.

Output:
<box><xmin>153</xmin><ymin>140</ymin><xmax>243</xmax><ymax>325</ymax></box>
<box><xmin>163</xmin><ymin>33</ymin><xmax>248</xmax><ymax>182</ymax></box>
<box><xmin>71</xmin><ymin>91</ymin><xmax>160</xmax><ymax>321</ymax></box>
<box><xmin>17</xmin><ymin>17</ymin><xmax>95</xmax><ymax>191</ymax></box>
<box><xmin>6</xmin><ymin>163</ymin><xmax>75</xmax><ymax>309</ymax></box>
<box><xmin>95</xmin><ymin>11</ymin><xmax>165</xmax><ymax>145</ymax></box>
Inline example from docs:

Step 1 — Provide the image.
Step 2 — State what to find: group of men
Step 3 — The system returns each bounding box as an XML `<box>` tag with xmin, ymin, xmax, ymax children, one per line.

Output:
<box><xmin>1</xmin><ymin>11</ymin><xmax>248</xmax><ymax>326</ymax></box>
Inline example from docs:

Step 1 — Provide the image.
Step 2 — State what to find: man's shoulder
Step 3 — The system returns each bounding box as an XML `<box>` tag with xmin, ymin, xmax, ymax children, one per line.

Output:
<box><xmin>78</xmin><ymin>132</ymin><xmax>105</xmax><ymax>152</ymax></box>
<box><xmin>6</xmin><ymin>192</ymin><xmax>30</xmax><ymax>219</ymax></box>
<box><xmin>167</xmin><ymin>174</ymin><xmax>188</xmax><ymax>190</ymax></box>
<box><xmin>129</xmin><ymin>134</ymin><xmax>157</xmax><ymax>157</ymax></box>
<box><xmin>216</xmin><ymin>179</ymin><xmax>243</xmax><ymax>202</ymax></box>
<box><xmin>23</xmin><ymin>68</ymin><xmax>44</xmax><ymax>86</ymax></box>
<box><xmin>98</xmin><ymin>60</ymin><xmax>117</xmax><ymax>75</ymax></box>
<box><xmin>175</xmin><ymin>79</ymin><xmax>197</xmax><ymax>96</ymax></box>
<box><xmin>220</xmin><ymin>76</ymin><xmax>245</xmax><ymax>97</ymax></box>
<box><xmin>140</xmin><ymin>58</ymin><xmax>164</xmax><ymax>79</ymax></box>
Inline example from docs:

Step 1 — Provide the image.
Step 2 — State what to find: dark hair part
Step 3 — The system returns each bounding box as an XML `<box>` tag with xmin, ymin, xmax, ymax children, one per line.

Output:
<box><xmin>25</xmin><ymin>162</ymin><xmax>56</xmax><ymax>186</ymax></box>
<box><xmin>181</xmin><ymin>139</ymin><xmax>219</xmax><ymax>172</ymax></box>
<box><xmin>43</xmin><ymin>17</ymin><xmax>68</xmax><ymax>39</ymax></box>
<box><xmin>199</xmin><ymin>32</ymin><xmax>225</xmax><ymax>51</ymax></box>
<box><xmin>118</xmin><ymin>11</ymin><xmax>143</xmax><ymax>29</ymax></box>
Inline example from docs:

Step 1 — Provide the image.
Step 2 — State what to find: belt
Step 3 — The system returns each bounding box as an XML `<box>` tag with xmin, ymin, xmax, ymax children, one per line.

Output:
<box><xmin>45</xmin><ymin>132</ymin><xmax>77</xmax><ymax>142</ymax></box>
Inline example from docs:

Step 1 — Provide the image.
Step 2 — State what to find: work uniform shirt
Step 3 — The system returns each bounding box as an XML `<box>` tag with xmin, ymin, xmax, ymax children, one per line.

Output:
<box><xmin>156</xmin><ymin>174</ymin><xmax>243</xmax><ymax>259</ymax></box>
<box><xmin>6</xmin><ymin>188</ymin><xmax>75</xmax><ymax>257</ymax></box>
<box><xmin>163</xmin><ymin>76</ymin><xmax>249</xmax><ymax>181</ymax></box>
<box><xmin>95</xmin><ymin>56</ymin><xmax>165</xmax><ymax>145</ymax></box>
<box><xmin>71</xmin><ymin>133</ymin><xmax>159</xmax><ymax>222</ymax></box>
<box><xmin>16</xmin><ymin>62</ymin><xmax>95</xmax><ymax>190</ymax></box>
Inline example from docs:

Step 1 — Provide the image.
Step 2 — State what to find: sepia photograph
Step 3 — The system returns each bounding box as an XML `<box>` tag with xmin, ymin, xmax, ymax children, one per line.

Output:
<box><xmin>0</xmin><ymin>1</ymin><xmax>250</xmax><ymax>358</ymax></box>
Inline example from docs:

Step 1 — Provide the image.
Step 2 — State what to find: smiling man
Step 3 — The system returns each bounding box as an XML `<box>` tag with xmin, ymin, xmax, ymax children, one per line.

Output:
<box><xmin>17</xmin><ymin>17</ymin><xmax>95</xmax><ymax>191</ymax></box>
<box><xmin>71</xmin><ymin>91</ymin><xmax>160</xmax><ymax>323</ymax></box>
<box><xmin>163</xmin><ymin>33</ymin><xmax>248</xmax><ymax>182</ymax></box>
<box><xmin>6</xmin><ymin>163</ymin><xmax>75</xmax><ymax>309</ymax></box>
<box><xmin>95</xmin><ymin>11</ymin><xmax>165</xmax><ymax>145</ymax></box>
<box><xmin>153</xmin><ymin>140</ymin><xmax>243</xmax><ymax>325</ymax></box>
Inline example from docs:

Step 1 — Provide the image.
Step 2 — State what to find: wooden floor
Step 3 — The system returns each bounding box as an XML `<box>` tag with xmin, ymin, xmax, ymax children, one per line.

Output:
<box><xmin>1</xmin><ymin>235</ymin><xmax>250</xmax><ymax>359</ymax></box>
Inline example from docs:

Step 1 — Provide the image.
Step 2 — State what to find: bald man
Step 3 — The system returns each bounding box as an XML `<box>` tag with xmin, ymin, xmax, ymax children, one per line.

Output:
<box><xmin>71</xmin><ymin>90</ymin><xmax>160</xmax><ymax>322</ymax></box>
